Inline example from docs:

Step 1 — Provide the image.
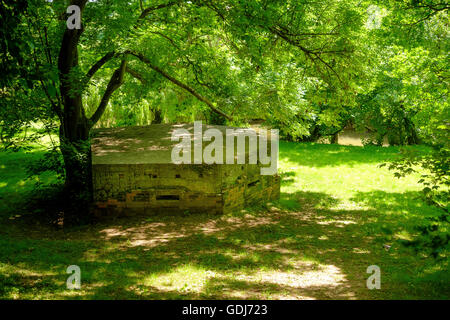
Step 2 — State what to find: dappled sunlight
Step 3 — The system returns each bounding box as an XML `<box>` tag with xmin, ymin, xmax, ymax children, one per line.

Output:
<box><xmin>1</xmin><ymin>186</ymin><xmax>446</xmax><ymax>299</ymax></box>
<box><xmin>96</xmin><ymin>215</ymin><xmax>281</xmax><ymax>249</ymax></box>
<box><xmin>139</xmin><ymin>260</ymin><xmax>349</xmax><ymax>300</ymax></box>
<box><xmin>241</xmin><ymin>241</ymin><xmax>299</xmax><ymax>255</ymax></box>
<box><xmin>352</xmin><ymin>248</ymin><xmax>371</xmax><ymax>254</ymax></box>
<box><xmin>100</xmin><ymin>222</ymin><xmax>168</xmax><ymax>239</ymax></box>
<box><xmin>41</xmin><ymin>201</ymin><xmax>384</xmax><ymax>299</ymax></box>
<box><xmin>144</xmin><ymin>264</ymin><xmax>213</xmax><ymax>295</ymax></box>
<box><xmin>253</xmin><ymin>265</ymin><xmax>345</xmax><ymax>289</ymax></box>
<box><xmin>0</xmin><ymin>263</ymin><xmax>64</xmax><ymax>299</ymax></box>
<box><xmin>1</xmin><ymin>140</ymin><xmax>447</xmax><ymax>300</ymax></box>
<box><xmin>316</xmin><ymin>219</ymin><xmax>357</xmax><ymax>226</ymax></box>
<box><xmin>200</xmin><ymin>263</ymin><xmax>351</xmax><ymax>300</ymax></box>
<box><xmin>0</xmin><ymin>263</ymin><xmax>57</xmax><ymax>278</ymax></box>
<box><xmin>2</xmin><ymin>0</ymin><xmax>449</xmax><ymax>302</ymax></box>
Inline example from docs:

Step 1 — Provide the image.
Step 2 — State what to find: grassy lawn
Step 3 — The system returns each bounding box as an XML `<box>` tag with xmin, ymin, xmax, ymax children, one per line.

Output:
<box><xmin>0</xmin><ymin>141</ymin><xmax>448</xmax><ymax>299</ymax></box>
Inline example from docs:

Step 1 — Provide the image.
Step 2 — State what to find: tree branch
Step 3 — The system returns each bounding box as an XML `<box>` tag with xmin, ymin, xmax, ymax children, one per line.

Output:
<box><xmin>269</xmin><ymin>26</ymin><xmax>344</xmax><ymax>83</ymax></box>
<box><xmin>89</xmin><ymin>59</ymin><xmax>127</xmax><ymax>127</ymax></box>
<box><xmin>58</xmin><ymin>0</ymin><xmax>89</xmax><ymax>138</ymax></box>
<box><xmin>138</xmin><ymin>1</ymin><xmax>181</xmax><ymax>20</ymax></box>
<box><xmin>84</xmin><ymin>1</ymin><xmax>181</xmax><ymax>84</ymax></box>
<box><xmin>85</xmin><ymin>51</ymin><xmax>116</xmax><ymax>82</ymax></box>
<box><xmin>126</xmin><ymin>66</ymin><xmax>147</xmax><ymax>84</ymax></box>
<box><xmin>127</xmin><ymin>50</ymin><xmax>232</xmax><ymax>121</ymax></box>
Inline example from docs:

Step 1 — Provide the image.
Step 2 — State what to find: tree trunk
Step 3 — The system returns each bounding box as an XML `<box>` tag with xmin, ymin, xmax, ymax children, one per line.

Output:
<box><xmin>59</xmin><ymin>120</ymin><xmax>92</xmax><ymax>199</ymax></box>
<box><xmin>330</xmin><ymin>133</ymin><xmax>339</xmax><ymax>144</ymax></box>
<box><xmin>57</xmin><ymin>1</ymin><xmax>125</xmax><ymax>206</ymax></box>
<box><xmin>404</xmin><ymin>116</ymin><xmax>420</xmax><ymax>145</ymax></box>
<box><xmin>308</xmin><ymin>125</ymin><xmax>321</xmax><ymax>142</ymax></box>
<box><xmin>57</xmin><ymin>2</ymin><xmax>91</xmax><ymax>198</ymax></box>
<box><xmin>152</xmin><ymin>108</ymin><xmax>163</xmax><ymax>124</ymax></box>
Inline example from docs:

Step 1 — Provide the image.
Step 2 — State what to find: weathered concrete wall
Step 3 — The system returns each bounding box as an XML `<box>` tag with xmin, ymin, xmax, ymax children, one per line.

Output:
<box><xmin>92</xmin><ymin>163</ymin><xmax>223</xmax><ymax>215</ymax></box>
<box><xmin>220</xmin><ymin>164</ymin><xmax>280</xmax><ymax>214</ymax></box>
<box><xmin>93</xmin><ymin>162</ymin><xmax>280</xmax><ymax>216</ymax></box>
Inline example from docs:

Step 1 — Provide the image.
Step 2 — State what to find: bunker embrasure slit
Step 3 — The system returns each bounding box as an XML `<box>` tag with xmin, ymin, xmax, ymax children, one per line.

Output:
<box><xmin>156</xmin><ymin>195</ymin><xmax>180</xmax><ymax>201</ymax></box>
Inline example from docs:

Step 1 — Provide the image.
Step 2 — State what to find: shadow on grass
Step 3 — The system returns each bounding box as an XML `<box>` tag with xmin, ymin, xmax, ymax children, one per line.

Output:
<box><xmin>1</xmin><ymin>188</ymin><xmax>448</xmax><ymax>299</ymax></box>
<box><xmin>0</xmin><ymin>149</ymin><xmax>56</xmax><ymax>219</ymax></box>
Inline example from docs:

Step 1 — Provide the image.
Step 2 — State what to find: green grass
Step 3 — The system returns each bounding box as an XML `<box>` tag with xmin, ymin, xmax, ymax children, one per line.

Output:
<box><xmin>0</xmin><ymin>141</ymin><xmax>448</xmax><ymax>299</ymax></box>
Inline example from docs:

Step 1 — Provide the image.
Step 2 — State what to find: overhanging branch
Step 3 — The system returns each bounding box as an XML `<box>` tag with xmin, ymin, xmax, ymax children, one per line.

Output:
<box><xmin>269</xmin><ymin>26</ymin><xmax>344</xmax><ymax>84</ymax></box>
<box><xmin>138</xmin><ymin>1</ymin><xmax>182</xmax><ymax>20</ymax></box>
<box><xmin>84</xmin><ymin>1</ymin><xmax>180</xmax><ymax>84</ymax></box>
<box><xmin>89</xmin><ymin>59</ymin><xmax>127</xmax><ymax>127</ymax></box>
<box><xmin>126</xmin><ymin>66</ymin><xmax>147</xmax><ymax>84</ymax></box>
<box><xmin>85</xmin><ymin>51</ymin><xmax>116</xmax><ymax>82</ymax></box>
<box><xmin>127</xmin><ymin>50</ymin><xmax>233</xmax><ymax>121</ymax></box>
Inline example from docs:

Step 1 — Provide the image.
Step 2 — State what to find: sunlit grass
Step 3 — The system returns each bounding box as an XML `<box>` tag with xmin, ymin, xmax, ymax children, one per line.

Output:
<box><xmin>0</xmin><ymin>140</ymin><xmax>448</xmax><ymax>299</ymax></box>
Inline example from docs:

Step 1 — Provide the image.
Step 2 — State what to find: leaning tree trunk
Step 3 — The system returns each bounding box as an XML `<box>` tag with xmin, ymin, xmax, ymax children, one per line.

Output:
<box><xmin>57</xmin><ymin>1</ymin><xmax>92</xmax><ymax>199</ymax></box>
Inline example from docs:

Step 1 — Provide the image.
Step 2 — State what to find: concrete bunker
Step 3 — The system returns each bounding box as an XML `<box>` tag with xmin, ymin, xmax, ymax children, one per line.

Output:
<box><xmin>91</xmin><ymin>124</ymin><xmax>280</xmax><ymax>215</ymax></box>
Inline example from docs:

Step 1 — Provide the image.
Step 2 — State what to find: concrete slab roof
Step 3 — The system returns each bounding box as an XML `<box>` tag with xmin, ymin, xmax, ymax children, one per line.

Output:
<box><xmin>91</xmin><ymin>123</ymin><xmax>265</xmax><ymax>165</ymax></box>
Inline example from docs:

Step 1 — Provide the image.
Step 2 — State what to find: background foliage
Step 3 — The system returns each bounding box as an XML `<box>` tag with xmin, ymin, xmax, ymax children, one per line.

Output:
<box><xmin>0</xmin><ymin>0</ymin><xmax>448</xmax><ymax>255</ymax></box>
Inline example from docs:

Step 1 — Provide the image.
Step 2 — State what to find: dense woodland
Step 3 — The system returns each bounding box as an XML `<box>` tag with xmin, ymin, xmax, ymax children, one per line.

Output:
<box><xmin>0</xmin><ymin>0</ymin><xmax>448</xmax><ymax>299</ymax></box>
